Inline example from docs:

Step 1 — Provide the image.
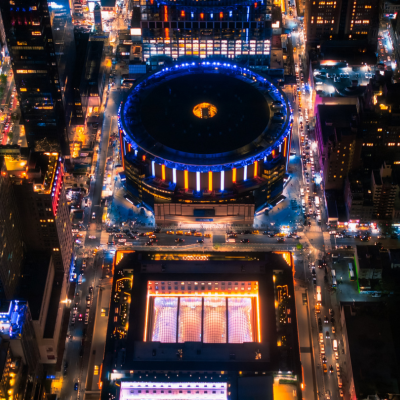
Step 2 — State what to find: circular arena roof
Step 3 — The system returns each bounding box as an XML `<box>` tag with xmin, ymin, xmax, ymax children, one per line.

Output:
<box><xmin>140</xmin><ymin>73</ymin><xmax>269</xmax><ymax>155</ymax></box>
<box><xmin>119</xmin><ymin>62</ymin><xmax>292</xmax><ymax>170</ymax></box>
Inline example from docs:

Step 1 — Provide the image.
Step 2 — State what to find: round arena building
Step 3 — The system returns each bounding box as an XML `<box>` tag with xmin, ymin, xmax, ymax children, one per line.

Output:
<box><xmin>118</xmin><ymin>61</ymin><xmax>293</xmax><ymax>225</ymax></box>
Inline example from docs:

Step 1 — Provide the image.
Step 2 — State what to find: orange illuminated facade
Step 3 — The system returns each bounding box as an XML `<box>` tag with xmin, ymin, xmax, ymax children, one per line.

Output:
<box><xmin>144</xmin><ymin>281</ymin><xmax>261</xmax><ymax>343</ymax></box>
<box><xmin>208</xmin><ymin>171</ymin><xmax>213</xmax><ymax>191</ymax></box>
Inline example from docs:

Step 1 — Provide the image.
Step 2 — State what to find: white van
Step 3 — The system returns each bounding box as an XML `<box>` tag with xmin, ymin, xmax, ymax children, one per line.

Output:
<box><xmin>333</xmin><ymin>339</ymin><xmax>338</xmax><ymax>351</ymax></box>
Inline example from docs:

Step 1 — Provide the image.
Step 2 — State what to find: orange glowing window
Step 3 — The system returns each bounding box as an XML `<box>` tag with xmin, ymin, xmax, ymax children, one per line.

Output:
<box><xmin>162</xmin><ymin>164</ymin><xmax>166</xmax><ymax>180</ymax></box>
<box><xmin>254</xmin><ymin>2</ymin><xmax>258</xmax><ymax>7</ymax></box>
<box><xmin>128</xmin><ymin>143</ymin><xmax>132</xmax><ymax>152</ymax></box>
<box><xmin>283</xmin><ymin>137</ymin><xmax>287</xmax><ymax>157</ymax></box>
<box><xmin>232</xmin><ymin>168</ymin><xmax>237</xmax><ymax>183</ymax></box>
<box><xmin>184</xmin><ymin>170</ymin><xmax>189</xmax><ymax>189</ymax></box>
<box><xmin>272</xmin><ymin>150</ymin><xmax>275</xmax><ymax>157</ymax></box>
<box><xmin>165</xmin><ymin>27</ymin><xmax>169</xmax><ymax>39</ymax></box>
<box><xmin>254</xmin><ymin>161</ymin><xmax>258</xmax><ymax>177</ymax></box>
<box><xmin>200</xmin><ymin>13</ymin><xmax>204</xmax><ymax>19</ymax></box>
<box><xmin>142</xmin><ymin>155</ymin><xmax>146</xmax><ymax>161</ymax></box>
<box><xmin>164</xmin><ymin>5</ymin><xmax>168</xmax><ymax>21</ymax></box>
<box><xmin>220</xmin><ymin>11</ymin><xmax>224</xmax><ymax>18</ymax></box>
<box><xmin>181</xmin><ymin>10</ymin><xmax>185</xmax><ymax>17</ymax></box>
<box><xmin>208</xmin><ymin>171</ymin><xmax>212</xmax><ymax>191</ymax></box>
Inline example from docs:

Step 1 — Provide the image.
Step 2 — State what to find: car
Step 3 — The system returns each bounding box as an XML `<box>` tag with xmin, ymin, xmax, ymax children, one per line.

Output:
<box><xmin>311</xmin><ymin>267</ymin><xmax>316</xmax><ymax>276</ymax></box>
<box><xmin>175</xmin><ymin>238</ymin><xmax>185</xmax><ymax>243</ymax></box>
<box><xmin>241</xmin><ymin>239</ymin><xmax>250</xmax><ymax>243</ymax></box>
<box><xmin>88</xmin><ymin>235</ymin><xmax>96</xmax><ymax>239</ymax></box>
<box><xmin>336</xmin><ymin>362</ymin><xmax>340</xmax><ymax>372</ymax></box>
<box><xmin>322</xmin><ymin>355</ymin><xmax>327</xmax><ymax>363</ymax></box>
<box><xmin>332</xmin><ymin>326</ymin><xmax>336</xmax><ymax>334</ymax></box>
<box><xmin>324</xmin><ymin>315</ymin><xmax>329</xmax><ymax>323</ymax></box>
<box><xmin>92</xmin><ymin>212</ymin><xmax>96</xmax><ymax>219</ymax></box>
<box><xmin>334</xmin><ymin>351</ymin><xmax>339</xmax><ymax>360</ymax></box>
<box><xmin>323</xmin><ymin>363</ymin><xmax>327</xmax><ymax>373</ymax></box>
<box><xmin>320</xmin><ymin>344</ymin><xmax>325</xmax><ymax>355</ymax></box>
<box><xmin>154</xmin><ymin>228</ymin><xmax>161</xmax><ymax>233</ymax></box>
<box><xmin>361</xmin><ymin>236</ymin><xmax>370</xmax><ymax>242</ymax></box>
<box><xmin>313</xmin><ymin>277</ymin><xmax>317</xmax><ymax>285</ymax></box>
<box><xmin>145</xmin><ymin>241</ymin><xmax>153</xmax><ymax>246</ymax></box>
<box><xmin>89</xmin><ymin>286</ymin><xmax>93</xmax><ymax>294</ymax></box>
<box><xmin>318</xmin><ymin>260</ymin><xmax>323</xmax><ymax>268</ymax></box>
<box><xmin>331</xmin><ymin>317</ymin><xmax>335</xmax><ymax>324</ymax></box>
<box><xmin>326</xmin><ymin>331</ymin><xmax>330</xmax><ymax>339</ymax></box>
<box><xmin>228</xmin><ymin>234</ymin><xmax>237</xmax><ymax>238</ymax></box>
<box><xmin>166</xmin><ymin>230</ymin><xmax>174</xmax><ymax>235</ymax></box>
<box><xmin>197</xmin><ymin>239</ymin><xmax>204</xmax><ymax>244</ymax></box>
<box><xmin>268</xmin><ymin>233</ymin><xmax>275</xmax><ymax>237</ymax></box>
<box><xmin>78</xmin><ymin>314</ymin><xmax>83</xmax><ymax>321</ymax></box>
<box><xmin>329</xmin><ymin>308</ymin><xmax>334</xmax><ymax>316</ymax></box>
<box><xmin>319</xmin><ymin>333</ymin><xmax>324</xmax><ymax>343</ymax></box>
<box><xmin>277</xmin><ymin>238</ymin><xmax>285</xmax><ymax>243</ymax></box>
<box><xmin>74</xmin><ymin>383</ymin><xmax>79</xmax><ymax>391</ymax></box>
<box><xmin>329</xmin><ymin>365</ymin><xmax>334</xmax><ymax>374</ymax></box>
<box><xmin>339</xmin><ymin>390</ymin><xmax>344</xmax><ymax>397</ymax></box>
<box><xmin>71</xmin><ymin>317</ymin><xmax>76</xmax><ymax>324</ymax></box>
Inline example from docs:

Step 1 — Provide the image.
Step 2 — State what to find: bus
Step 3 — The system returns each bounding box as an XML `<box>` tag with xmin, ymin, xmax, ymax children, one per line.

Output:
<box><xmin>331</xmin><ymin>269</ymin><xmax>337</xmax><ymax>287</ymax></box>
<box><xmin>316</xmin><ymin>286</ymin><xmax>322</xmax><ymax>304</ymax></box>
<box><xmin>315</xmin><ymin>196</ymin><xmax>320</xmax><ymax>208</ymax></box>
<box><xmin>349</xmin><ymin>263</ymin><xmax>355</xmax><ymax>281</ymax></box>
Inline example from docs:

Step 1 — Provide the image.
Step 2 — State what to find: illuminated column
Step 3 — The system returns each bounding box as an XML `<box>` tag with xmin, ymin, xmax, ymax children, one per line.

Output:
<box><xmin>162</xmin><ymin>164</ymin><xmax>166</xmax><ymax>180</ymax></box>
<box><xmin>232</xmin><ymin>168</ymin><xmax>237</xmax><ymax>183</ymax></box>
<box><xmin>244</xmin><ymin>165</ymin><xmax>247</xmax><ymax>181</ymax></box>
<box><xmin>283</xmin><ymin>137</ymin><xmax>287</xmax><ymax>158</ymax></box>
<box><xmin>272</xmin><ymin>150</ymin><xmax>275</xmax><ymax>158</ymax></box>
<box><xmin>220</xmin><ymin>170</ymin><xmax>225</xmax><ymax>191</ymax></box>
<box><xmin>152</xmin><ymin>160</ymin><xmax>155</xmax><ymax>177</ymax></box>
<box><xmin>184</xmin><ymin>170</ymin><xmax>189</xmax><ymax>190</ymax></box>
<box><xmin>208</xmin><ymin>171</ymin><xmax>212</xmax><ymax>192</ymax></box>
<box><xmin>254</xmin><ymin>161</ymin><xmax>258</xmax><ymax>177</ymax></box>
<box><xmin>196</xmin><ymin>171</ymin><xmax>200</xmax><ymax>192</ymax></box>
<box><xmin>279</xmin><ymin>144</ymin><xmax>281</xmax><ymax>153</ymax></box>
<box><xmin>173</xmin><ymin>168</ymin><xmax>176</xmax><ymax>184</ymax></box>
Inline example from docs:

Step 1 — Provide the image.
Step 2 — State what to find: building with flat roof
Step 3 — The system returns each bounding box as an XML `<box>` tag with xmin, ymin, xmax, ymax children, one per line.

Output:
<box><xmin>0</xmin><ymin>0</ymin><xmax>76</xmax><ymax>154</ymax></box>
<box><xmin>315</xmin><ymin>105</ymin><xmax>361</xmax><ymax>191</ymax></box>
<box><xmin>101</xmin><ymin>251</ymin><xmax>301</xmax><ymax>400</ymax></box>
<box><xmin>1</xmin><ymin>149</ymin><xmax>74</xmax><ymax>277</ymax></box>
<box><xmin>340</xmin><ymin>302</ymin><xmax>400</xmax><ymax>399</ymax></box>
<box><xmin>355</xmin><ymin>245</ymin><xmax>390</xmax><ymax>281</ymax></box>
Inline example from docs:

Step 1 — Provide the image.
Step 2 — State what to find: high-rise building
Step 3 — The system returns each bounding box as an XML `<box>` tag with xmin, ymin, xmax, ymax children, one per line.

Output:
<box><xmin>314</xmin><ymin>105</ymin><xmax>362</xmax><ymax>191</ymax></box>
<box><xmin>371</xmin><ymin>162</ymin><xmax>399</xmax><ymax>220</ymax></box>
<box><xmin>305</xmin><ymin>0</ymin><xmax>379</xmax><ymax>46</ymax></box>
<box><xmin>0</xmin><ymin>0</ymin><xmax>75</xmax><ymax>154</ymax></box>
<box><xmin>94</xmin><ymin>3</ymin><xmax>103</xmax><ymax>32</ymax></box>
<box><xmin>0</xmin><ymin>146</ymin><xmax>25</xmax><ymax>300</ymax></box>
<box><xmin>1</xmin><ymin>148</ymin><xmax>73</xmax><ymax>278</ymax></box>
<box><xmin>131</xmin><ymin>0</ymin><xmax>273</xmax><ymax>66</ymax></box>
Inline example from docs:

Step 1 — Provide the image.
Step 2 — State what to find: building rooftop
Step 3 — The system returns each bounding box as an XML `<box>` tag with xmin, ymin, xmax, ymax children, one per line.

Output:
<box><xmin>317</xmin><ymin>105</ymin><xmax>358</xmax><ymax>146</ymax></box>
<box><xmin>342</xmin><ymin>302</ymin><xmax>400</xmax><ymax>398</ymax></box>
<box><xmin>17</xmin><ymin>253</ymin><xmax>52</xmax><ymax>321</ymax></box>
<box><xmin>356</xmin><ymin>245</ymin><xmax>390</xmax><ymax>270</ymax></box>
<box><xmin>102</xmin><ymin>251</ymin><xmax>300</xmax><ymax>400</ymax></box>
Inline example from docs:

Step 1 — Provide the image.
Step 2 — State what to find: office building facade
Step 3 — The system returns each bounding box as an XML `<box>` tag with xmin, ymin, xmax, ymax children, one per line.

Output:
<box><xmin>131</xmin><ymin>0</ymin><xmax>273</xmax><ymax>65</ymax></box>
<box><xmin>0</xmin><ymin>0</ymin><xmax>75</xmax><ymax>154</ymax></box>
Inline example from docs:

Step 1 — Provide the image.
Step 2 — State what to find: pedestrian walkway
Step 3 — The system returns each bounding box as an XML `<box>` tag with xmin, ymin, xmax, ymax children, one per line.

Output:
<box><xmin>323</xmin><ymin>233</ymin><xmax>332</xmax><ymax>251</ymax></box>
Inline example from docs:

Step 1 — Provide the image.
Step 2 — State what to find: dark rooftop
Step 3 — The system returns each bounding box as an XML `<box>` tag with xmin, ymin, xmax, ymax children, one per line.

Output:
<box><xmin>139</xmin><ymin>73</ymin><xmax>270</xmax><ymax>154</ymax></box>
<box><xmin>342</xmin><ymin>302</ymin><xmax>400</xmax><ymax>398</ymax></box>
<box><xmin>17</xmin><ymin>253</ymin><xmax>52</xmax><ymax>320</ymax></box>
<box><xmin>356</xmin><ymin>245</ymin><xmax>390</xmax><ymax>270</ymax></box>
<box><xmin>317</xmin><ymin>105</ymin><xmax>358</xmax><ymax>146</ymax></box>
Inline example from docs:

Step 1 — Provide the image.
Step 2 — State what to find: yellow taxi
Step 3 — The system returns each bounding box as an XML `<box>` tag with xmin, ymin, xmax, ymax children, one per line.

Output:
<box><xmin>184</xmin><ymin>231</ymin><xmax>192</xmax><ymax>236</ymax></box>
<box><xmin>252</xmin><ymin>230</ymin><xmax>259</xmax><ymax>234</ymax></box>
<box><xmin>145</xmin><ymin>232</ymin><xmax>154</xmax><ymax>236</ymax></box>
<box><xmin>194</xmin><ymin>232</ymin><xmax>202</xmax><ymax>237</ymax></box>
<box><xmin>204</xmin><ymin>233</ymin><xmax>212</xmax><ymax>238</ymax></box>
<box><xmin>149</xmin><ymin>234</ymin><xmax>157</xmax><ymax>239</ymax></box>
<box><xmin>176</xmin><ymin>230</ymin><xmax>183</xmax><ymax>235</ymax></box>
<box><xmin>166</xmin><ymin>231</ymin><xmax>174</xmax><ymax>235</ymax></box>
